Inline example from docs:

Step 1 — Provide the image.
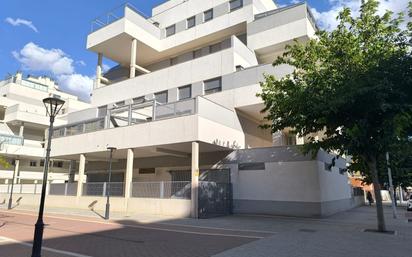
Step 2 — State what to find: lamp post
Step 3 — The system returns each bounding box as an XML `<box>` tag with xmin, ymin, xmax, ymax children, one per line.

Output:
<box><xmin>31</xmin><ymin>97</ymin><xmax>65</xmax><ymax>257</ymax></box>
<box><xmin>8</xmin><ymin>158</ymin><xmax>17</xmax><ymax>210</ymax></box>
<box><xmin>105</xmin><ymin>146</ymin><xmax>116</xmax><ymax>220</ymax></box>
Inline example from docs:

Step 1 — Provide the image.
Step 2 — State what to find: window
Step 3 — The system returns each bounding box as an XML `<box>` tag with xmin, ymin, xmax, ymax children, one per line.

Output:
<box><xmin>170</xmin><ymin>57</ymin><xmax>178</xmax><ymax>66</ymax></box>
<box><xmin>204</xmin><ymin>9</ymin><xmax>213</xmax><ymax>22</ymax></box>
<box><xmin>204</xmin><ymin>77</ymin><xmax>222</xmax><ymax>95</ymax></box>
<box><xmin>115</xmin><ymin>101</ymin><xmax>125</xmax><ymax>107</ymax></box>
<box><xmin>155</xmin><ymin>91</ymin><xmax>168</xmax><ymax>104</ymax></box>
<box><xmin>187</xmin><ymin>16</ymin><xmax>196</xmax><ymax>29</ymax></box>
<box><xmin>30</xmin><ymin>160</ymin><xmax>37</xmax><ymax>167</ymax></box>
<box><xmin>179</xmin><ymin>85</ymin><xmax>192</xmax><ymax>100</ymax></box>
<box><xmin>209</xmin><ymin>42</ymin><xmax>222</xmax><ymax>54</ymax></box>
<box><xmin>40</xmin><ymin>160</ymin><xmax>45</xmax><ymax>167</ymax></box>
<box><xmin>193</xmin><ymin>49</ymin><xmax>202</xmax><ymax>59</ymax></box>
<box><xmin>53</xmin><ymin>161</ymin><xmax>63</xmax><ymax>168</ymax></box>
<box><xmin>166</xmin><ymin>24</ymin><xmax>176</xmax><ymax>37</ymax></box>
<box><xmin>98</xmin><ymin>105</ymin><xmax>107</xmax><ymax>117</ymax></box>
<box><xmin>133</xmin><ymin>96</ymin><xmax>145</xmax><ymax>104</ymax></box>
<box><xmin>238</xmin><ymin>162</ymin><xmax>265</xmax><ymax>171</ymax></box>
<box><xmin>230</xmin><ymin>0</ymin><xmax>243</xmax><ymax>12</ymax></box>
<box><xmin>139</xmin><ymin>168</ymin><xmax>155</xmax><ymax>174</ymax></box>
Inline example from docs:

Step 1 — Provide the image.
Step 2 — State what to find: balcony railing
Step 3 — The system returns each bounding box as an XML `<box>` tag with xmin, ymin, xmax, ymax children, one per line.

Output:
<box><xmin>0</xmin><ymin>133</ymin><xmax>24</xmax><ymax>146</ymax></box>
<box><xmin>90</xmin><ymin>3</ymin><xmax>155</xmax><ymax>32</ymax></box>
<box><xmin>53</xmin><ymin>98</ymin><xmax>197</xmax><ymax>138</ymax></box>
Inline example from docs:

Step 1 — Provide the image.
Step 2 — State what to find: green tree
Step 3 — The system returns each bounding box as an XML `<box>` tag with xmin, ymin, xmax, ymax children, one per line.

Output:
<box><xmin>259</xmin><ymin>0</ymin><xmax>412</xmax><ymax>232</ymax></box>
<box><xmin>0</xmin><ymin>156</ymin><xmax>10</xmax><ymax>168</ymax></box>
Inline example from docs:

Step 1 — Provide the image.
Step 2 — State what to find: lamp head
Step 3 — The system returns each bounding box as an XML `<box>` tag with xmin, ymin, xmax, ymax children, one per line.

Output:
<box><xmin>43</xmin><ymin>97</ymin><xmax>65</xmax><ymax>118</ymax></box>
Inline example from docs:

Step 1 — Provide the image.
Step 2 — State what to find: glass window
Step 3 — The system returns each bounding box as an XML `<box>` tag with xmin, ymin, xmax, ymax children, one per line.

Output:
<box><xmin>178</xmin><ymin>85</ymin><xmax>192</xmax><ymax>100</ymax></box>
<box><xmin>209</xmin><ymin>42</ymin><xmax>222</xmax><ymax>54</ymax></box>
<box><xmin>133</xmin><ymin>96</ymin><xmax>145</xmax><ymax>104</ymax></box>
<box><xmin>187</xmin><ymin>16</ymin><xmax>196</xmax><ymax>29</ymax></box>
<box><xmin>30</xmin><ymin>160</ymin><xmax>37</xmax><ymax>167</ymax></box>
<box><xmin>53</xmin><ymin>161</ymin><xmax>63</xmax><ymax>168</ymax></box>
<box><xmin>166</xmin><ymin>24</ymin><xmax>176</xmax><ymax>37</ymax></box>
<box><xmin>170</xmin><ymin>57</ymin><xmax>178</xmax><ymax>66</ymax></box>
<box><xmin>155</xmin><ymin>91</ymin><xmax>168</xmax><ymax>104</ymax></box>
<box><xmin>204</xmin><ymin>9</ymin><xmax>213</xmax><ymax>22</ymax></box>
<box><xmin>230</xmin><ymin>0</ymin><xmax>243</xmax><ymax>12</ymax></box>
<box><xmin>40</xmin><ymin>160</ymin><xmax>45</xmax><ymax>167</ymax></box>
<box><xmin>193</xmin><ymin>49</ymin><xmax>202</xmax><ymax>59</ymax></box>
<box><xmin>98</xmin><ymin>105</ymin><xmax>107</xmax><ymax>117</ymax></box>
<box><xmin>204</xmin><ymin>77</ymin><xmax>222</xmax><ymax>95</ymax></box>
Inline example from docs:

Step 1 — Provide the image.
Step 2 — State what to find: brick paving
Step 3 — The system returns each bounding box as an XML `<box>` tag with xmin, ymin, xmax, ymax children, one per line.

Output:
<box><xmin>0</xmin><ymin>210</ymin><xmax>270</xmax><ymax>257</ymax></box>
<box><xmin>0</xmin><ymin>205</ymin><xmax>410</xmax><ymax>257</ymax></box>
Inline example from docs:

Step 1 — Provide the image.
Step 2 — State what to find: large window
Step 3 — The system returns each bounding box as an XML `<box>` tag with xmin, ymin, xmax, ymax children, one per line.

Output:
<box><xmin>204</xmin><ymin>9</ymin><xmax>213</xmax><ymax>22</ymax></box>
<box><xmin>209</xmin><ymin>42</ymin><xmax>222</xmax><ymax>54</ymax></box>
<box><xmin>193</xmin><ymin>49</ymin><xmax>202</xmax><ymax>59</ymax></box>
<box><xmin>204</xmin><ymin>77</ymin><xmax>222</xmax><ymax>95</ymax></box>
<box><xmin>230</xmin><ymin>0</ymin><xmax>243</xmax><ymax>12</ymax></box>
<box><xmin>178</xmin><ymin>85</ymin><xmax>192</xmax><ymax>100</ymax></box>
<box><xmin>187</xmin><ymin>16</ymin><xmax>196</xmax><ymax>29</ymax></box>
<box><xmin>166</xmin><ymin>24</ymin><xmax>176</xmax><ymax>37</ymax></box>
<box><xmin>155</xmin><ymin>91</ymin><xmax>168</xmax><ymax>104</ymax></box>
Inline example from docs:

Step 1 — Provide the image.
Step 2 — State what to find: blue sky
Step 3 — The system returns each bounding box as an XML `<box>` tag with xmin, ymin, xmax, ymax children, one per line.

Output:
<box><xmin>0</xmin><ymin>0</ymin><xmax>408</xmax><ymax>101</ymax></box>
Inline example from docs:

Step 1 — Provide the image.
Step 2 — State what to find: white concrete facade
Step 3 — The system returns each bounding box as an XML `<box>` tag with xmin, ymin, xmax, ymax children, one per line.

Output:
<box><xmin>0</xmin><ymin>73</ymin><xmax>90</xmax><ymax>184</ymax></box>
<box><xmin>0</xmin><ymin>1</ymin><xmax>359</xmax><ymax>218</ymax></box>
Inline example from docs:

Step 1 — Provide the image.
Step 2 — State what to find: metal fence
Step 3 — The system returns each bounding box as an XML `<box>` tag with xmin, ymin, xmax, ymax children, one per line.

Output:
<box><xmin>82</xmin><ymin>182</ymin><xmax>124</xmax><ymax>197</ymax></box>
<box><xmin>0</xmin><ymin>184</ymin><xmax>42</xmax><ymax>194</ymax></box>
<box><xmin>131</xmin><ymin>181</ymin><xmax>191</xmax><ymax>199</ymax></box>
<box><xmin>49</xmin><ymin>183</ymin><xmax>78</xmax><ymax>196</ymax></box>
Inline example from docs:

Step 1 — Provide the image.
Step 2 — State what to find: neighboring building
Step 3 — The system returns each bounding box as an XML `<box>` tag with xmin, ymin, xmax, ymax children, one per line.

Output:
<box><xmin>0</xmin><ymin>1</ymin><xmax>361</xmax><ymax>217</ymax></box>
<box><xmin>0</xmin><ymin>72</ymin><xmax>90</xmax><ymax>184</ymax></box>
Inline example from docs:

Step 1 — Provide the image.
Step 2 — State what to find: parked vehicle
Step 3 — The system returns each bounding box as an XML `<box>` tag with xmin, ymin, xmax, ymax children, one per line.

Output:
<box><xmin>407</xmin><ymin>195</ymin><xmax>412</xmax><ymax>211</ymax></box>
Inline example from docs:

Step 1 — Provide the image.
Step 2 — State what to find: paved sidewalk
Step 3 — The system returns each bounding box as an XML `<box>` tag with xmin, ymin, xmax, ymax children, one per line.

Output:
<box><xmin>1</xmin><ymin>204</ymin><xmax>410</xmax><ymax>257</ymax></box>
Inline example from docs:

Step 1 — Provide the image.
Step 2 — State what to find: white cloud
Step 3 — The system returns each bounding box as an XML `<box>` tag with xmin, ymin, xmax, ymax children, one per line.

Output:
<box><xmin>5</xmin><ymin>17</ymin><xmax>38</xmax><ymax>32</ymax></box>
<box><xmin>57</xmin><ymin>74</ymin><xmax>93</xmax><ymax>99</ymax></box>
<box><xmin>13</xmin><ymin>42</ymin><xmax>93</xmax><ymax>100</ymax></box>
<box><xmin>76</xmin><ymin>60</ymin><xmax>86</xmax><ymax>66</ymax></box>
<box><xmin>311</xmin><ymin>0</ymin><xmax>411</xmax><ymax>31</ymax></box>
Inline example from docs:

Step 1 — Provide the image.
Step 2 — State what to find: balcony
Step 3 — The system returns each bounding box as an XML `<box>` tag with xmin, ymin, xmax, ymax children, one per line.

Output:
<box><xmin>0</xmin><ymin>133</ymin><xmax>23</xmax><ymax>146</ymax></box>
<box><xmin>50</xmin><ymin>96</ymin><xmax>244</xmax><ymax>157</ymax></box>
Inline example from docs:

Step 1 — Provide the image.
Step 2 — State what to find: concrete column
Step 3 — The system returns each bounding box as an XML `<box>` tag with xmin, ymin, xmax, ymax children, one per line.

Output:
<box><xmin>124</xmin><ymin>149</ymin><xmax>134</xmax><ymax>199</ymax></box>
<box><xmin>76</xmin><ymin>154</ymin><xmax>86</xmax><ymax>198</ymax></box>
<box><xmin>130</xmin><ymin>38</ymin><xmax>137</xmax><ymax>78</ymax></box>
<box><xmin>19</xmin><ymin>123</ymin><xmax>24</xmax><ymax>137</ymax></box>
<box><xmin>13</xmin><ymin>159</ymin><xmax>20</xmax><ymax>184</ymax></box>
<box><xmin>96</xmin><ymin>53</ymin><xmax>103</xmax><ymax>88</ymax></box>
<box><xmin>191</xmin><ymin>142</ymin><xmax>199</xmax><ymax>218</ymax></box>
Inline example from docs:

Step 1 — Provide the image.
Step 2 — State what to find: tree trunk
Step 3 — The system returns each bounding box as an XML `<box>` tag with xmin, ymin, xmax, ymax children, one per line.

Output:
<box><xmin>367</xmin><ymin>156</ymin><xmax>387</xmax><ymax>232</ymax></box>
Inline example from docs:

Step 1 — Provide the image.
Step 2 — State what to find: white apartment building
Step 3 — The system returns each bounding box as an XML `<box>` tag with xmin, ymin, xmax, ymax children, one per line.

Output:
<box><xmin>0</xmin><ymin>1</ymin><xmax>362</xmax><ymax>218</ymax></box>
<box><xmin>0</xmin><ymin>72</ymin><xmax>90</xmax><ymax>185</ymax></box>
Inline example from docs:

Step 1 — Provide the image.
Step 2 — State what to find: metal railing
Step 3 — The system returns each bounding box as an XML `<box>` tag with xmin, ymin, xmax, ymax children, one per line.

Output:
<box><xmin>90</xmin><ymin>3</ymin><xmax>155</xmax><ymax>32</ymax></box>
<box><xmin>82</xmin><ymin>182</ymin><xmax>124</xmax><ymax>197</ymax></box>
<box><xmin>0</xmin><ymin>133</ymin><xmax>24</xmax><ymax>146</ymax></box>
<box><xmin>131</xmin><ymin>181</ymin><xmax>191</xmax><ymax>199</ymax></box>
<box><xmin>0</xmin><ymin>184</ymin><xmax>42</xmax><ymax>194</ymax></box>
<box><xmin>49</xmin><ymin>183</ymin><xmax>78</xmax><ymax>196</ymax></box>
<box><xmin>52</xmin><ymin>98</ymin><xmax>196</xmax><ymax>138</ymax></box>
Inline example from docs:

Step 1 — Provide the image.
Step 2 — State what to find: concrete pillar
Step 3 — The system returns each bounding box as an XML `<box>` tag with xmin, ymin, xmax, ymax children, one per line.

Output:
<box><xmin>130</xmin><ymin>39</ymin><xmax>137</xmax><ymax>78</ymax></box>
<box><xmin>19</xmin><ymin>123</ymin><xmax>24</xmax><ymax>137</ymax></box>
<box><xmin>13</xmin><ymin>159</ymin><xmax>20</xmax><ymax>184</ymax></box>
<box><xmin>96</xmin><ymin>53</ymin><xmax>103</xmax><ymax>88</ymax></box>
<box><xmin>124</xmin><ymin>149</ymin><xmax>134</xmax><ymax>199</ymax></box>
<box><xmin>76</xmin><ymin>154</ymin><xmax>86</xmax><ymax>198</ymax></box>
<box><xmin>191</xmin><ymin>142</ymin><xmax>199</xmax><ymax>218</ymax></box>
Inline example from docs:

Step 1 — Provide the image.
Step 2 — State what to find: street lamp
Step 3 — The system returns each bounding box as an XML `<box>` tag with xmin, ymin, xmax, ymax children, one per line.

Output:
<box><xmin>31</xmin><ymin>97</ymin><xmax>65</xmax><ymax>257</ymax></box>
<box><xmin>105</xmin><ymin>146</ymin><xmax>116</xmax><ymax>220</ymax></box>
<box><xmin>8</xmin><ymin>158</ymin><xmax>18</xmax><ymax>210</ymax></box>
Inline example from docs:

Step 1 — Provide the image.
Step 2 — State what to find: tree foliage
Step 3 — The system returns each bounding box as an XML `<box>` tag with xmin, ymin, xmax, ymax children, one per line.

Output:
<box><xmin>259</xmin><ymin>0</ymin><xmax>412</xmax><ymax>232</ymax></box>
